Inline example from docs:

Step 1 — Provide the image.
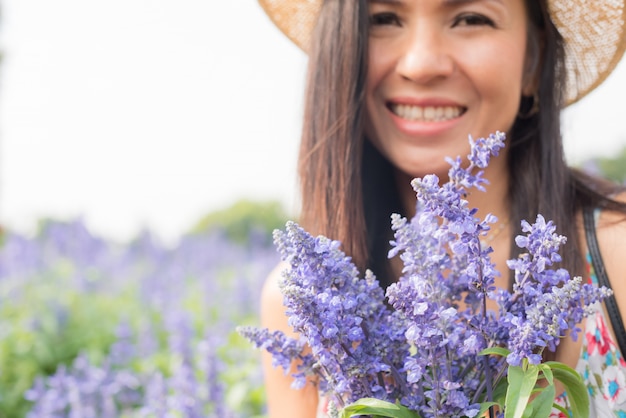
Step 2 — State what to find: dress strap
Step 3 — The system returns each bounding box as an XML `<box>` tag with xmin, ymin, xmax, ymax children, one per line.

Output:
<box><xmin>583</xmin><ymin>205</ymin><xmax>626</xmax><ymax>356</ymax></box>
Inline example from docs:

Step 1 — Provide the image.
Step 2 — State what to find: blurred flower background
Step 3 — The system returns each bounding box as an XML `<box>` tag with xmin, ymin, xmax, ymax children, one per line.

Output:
<box><xmin>0</xmin><ymin>0</ymin><xmax>625</xmax><ymax>416</ymax></box>
<box><xmin>1</xmin><ymin>204</ymin><xmax>283</xmax><ymax>416</ymax></box>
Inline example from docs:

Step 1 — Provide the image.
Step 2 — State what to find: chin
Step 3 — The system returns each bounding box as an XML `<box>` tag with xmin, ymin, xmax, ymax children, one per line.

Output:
<box><xmin>398</xmin><ymin>162</ymin><xmax>450</xmax><ymax>183</ymax></box>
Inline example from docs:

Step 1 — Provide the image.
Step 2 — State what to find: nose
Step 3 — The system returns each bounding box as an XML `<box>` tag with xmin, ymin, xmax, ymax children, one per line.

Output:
<box><xmin>395</xmin><ymin>27</ymin><xmax>455</xmax><ymax>84</ymax></box>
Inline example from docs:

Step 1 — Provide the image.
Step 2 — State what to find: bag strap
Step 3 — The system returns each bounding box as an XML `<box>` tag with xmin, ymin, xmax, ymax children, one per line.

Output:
<box><xmin>583</xmin><ymin>205</ymin><xmax>626</xmax><ymax>356</ymax></box>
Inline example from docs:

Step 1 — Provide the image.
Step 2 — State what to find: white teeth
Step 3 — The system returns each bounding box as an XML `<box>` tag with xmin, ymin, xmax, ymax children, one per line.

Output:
<box><xmin>391</xmin><ymin>104</ymin><xmax>463</xmax><ymax>122</ymax></box>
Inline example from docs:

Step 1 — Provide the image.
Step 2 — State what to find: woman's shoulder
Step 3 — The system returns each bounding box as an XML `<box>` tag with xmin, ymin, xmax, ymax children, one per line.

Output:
<box><xmin>595</xmin><ymin>190</ymin><xmax>626</xmax><ymax>263</ymax></box>
<box><xmin>258</xmin><ymin>261</ymin><xmax>321</xmax><ymax>417</ymax></box>
<box><xmin>261</xmin><ymin>261</ymin><xmax>290</xmax><ymax>307</ymax></box>
<box><xmin>594</xmin><ymin>191</ymin><xmax>626</xmax><ymax>322</ymax></box>
<box><xmin>260</xmin><ymin>261</ymin><xmax>297</xmax><ymax>335</ymax></box>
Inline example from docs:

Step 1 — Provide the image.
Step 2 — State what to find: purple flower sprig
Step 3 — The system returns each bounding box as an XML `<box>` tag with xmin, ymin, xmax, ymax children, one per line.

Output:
<box><xmin>271</xmin><ymin>223</ymin><xmax>410</xmax><ymax>407</ymax></box>
<box><xmin>242</xmin><ymin>131</ymin><xmax>610</xmax><ymax>418</ymax></box>
<box><xmin>237</xmin><ymin>326</ymin><xmax>314</xmax><ymax>390</ymax></box>
<box><xmin>384</xmin><ymin>132</ymin><xmax>505</xmax><ymax>416</ymax></box>
<box><xmin>497</xmin><ymin>215</ymin><xmax>613</xmax><ymax>366</ymax></box>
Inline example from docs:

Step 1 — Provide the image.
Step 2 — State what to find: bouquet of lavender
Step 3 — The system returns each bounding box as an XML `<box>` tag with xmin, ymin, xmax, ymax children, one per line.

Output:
<box><xmin>239</xmin><ymin>132</ymin><xmax>611</xmax><ymax>418</ymax></box>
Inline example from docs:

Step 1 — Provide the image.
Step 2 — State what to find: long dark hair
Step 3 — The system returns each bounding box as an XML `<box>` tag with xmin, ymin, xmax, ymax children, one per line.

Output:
<box><xmin>509</xmin><ymin>0</ymin><xmax>626</xmax><ymax>281</ymax></box>
<box><xmin>297</xmin><ymin>0</ymin><xmax>371</xmax><ymax>266</ymax></box>
<box><xmin>297</xmin><ymin>0</ymin><xmax>626</xmax><ymax>288</ymax></box>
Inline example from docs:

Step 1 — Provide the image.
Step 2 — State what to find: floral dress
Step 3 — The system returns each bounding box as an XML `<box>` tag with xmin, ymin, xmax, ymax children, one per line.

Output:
<box><xmin>551</xmin><ymin>255</ymin><xmax>626</xmax><ymax>417</ymax></box>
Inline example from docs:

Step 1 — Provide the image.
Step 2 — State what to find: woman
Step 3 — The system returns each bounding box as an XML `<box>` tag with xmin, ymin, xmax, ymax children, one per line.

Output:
<box><xmin>258</xmin><ymin>0</ymin><xmax>626</xmax><ymax>416</ymax></box>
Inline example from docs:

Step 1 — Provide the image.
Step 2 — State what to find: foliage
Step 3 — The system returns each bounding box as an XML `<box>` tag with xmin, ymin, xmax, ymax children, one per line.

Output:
<box><xmin>581</xmin><ymin>142</ymin><xmax>626</xmax><ymax>184</ymax></box>
<box><xmin>190</xmin><ymin>199</ymin><xmax>290</xmax><ymax>245</ymax></box>
<box><xmin>597</xmin><ymin>146</ymin><xmax>626</xmax><ymax>184</ymax></box>
<box><xmin>0</xmin><ymin>214</ymin><xmax>277</xmax><ymax>417</ymax></box>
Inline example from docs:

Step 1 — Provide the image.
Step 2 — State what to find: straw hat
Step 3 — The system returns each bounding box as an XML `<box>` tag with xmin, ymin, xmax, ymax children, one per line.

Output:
<box><xmin>258</xmin><ymin>0</ymin><xmax>626</xmax><ymax>105</ymax></box>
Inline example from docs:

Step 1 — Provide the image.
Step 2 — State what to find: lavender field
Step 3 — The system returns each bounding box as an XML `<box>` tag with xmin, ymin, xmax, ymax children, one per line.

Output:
<box><xmin>0</xmin><ymin>213</ymin><xmax>279</xmax><ymax>417</ymax></box>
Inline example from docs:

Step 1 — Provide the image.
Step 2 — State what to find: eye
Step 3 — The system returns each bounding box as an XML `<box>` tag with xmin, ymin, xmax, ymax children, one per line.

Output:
<box><xmin>369</xmin><ymin>12</ymin><xmax>401</xmax><ymax>27</ymax></box>
<box><xmin>453</xmin><ymin>13</ymin><xmax>496</xmax><ymax>28</ymax></box>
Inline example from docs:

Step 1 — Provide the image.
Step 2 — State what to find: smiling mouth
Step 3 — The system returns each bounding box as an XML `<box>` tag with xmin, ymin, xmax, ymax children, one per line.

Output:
<box><xmin>389</xmin><ymin>104</ymin><xmax>466</xmax><ymax>122</ymax></box>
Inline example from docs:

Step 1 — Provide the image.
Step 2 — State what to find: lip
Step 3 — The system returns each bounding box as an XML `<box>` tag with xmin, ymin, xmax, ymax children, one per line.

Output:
<box><xmin>385</xmin><ymin>97</ymin><xmax>467</xmax><ymax>137</ymax></box>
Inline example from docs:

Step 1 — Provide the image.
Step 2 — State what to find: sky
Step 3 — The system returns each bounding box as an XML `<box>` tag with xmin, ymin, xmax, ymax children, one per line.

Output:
<box><xmin>0</xmin><ymin>0</ymin><xmax>625</xmax><ymax>244</ymax></box>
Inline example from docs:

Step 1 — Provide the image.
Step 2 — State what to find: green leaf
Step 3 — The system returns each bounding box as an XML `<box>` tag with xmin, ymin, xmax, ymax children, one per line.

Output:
<box><xmin>504</xmin><ymin>364</ymin><xmax>540</xmax><ymax>418</ymax></box>
<box><xmin>492</xmin><ymin>375</ymin><xmax>510</xmax><ymax>405</ymax></box>
<box><xmin>340</xmin><ymin>398</ymin><xmax>420</xmax><ymax>418</ymax></box>
<box><xmin>537</xmin><ymin>364</ymin><xmax>554</xmax><ymax>387</ymax></box>
<box><xmin>551</xmin><ymin>403</ymin><xmax>570</xmax><ymax>416</ymax></box>
<box><xmin>523</xmin><ymin>384</ymin><xmax>555</xmax><ymax>418</ymax></box>
<box><xmin>479</xmin><ymin>346</ymin><xmax>511</xmax><ymax>358</ymax></box>
<box><xmin>544</xmin><ymin>362</ymin><xmax>589</xmax><ymax>418</ymax></box>
<box><xmin>478</xmin><ymin>402</ymin><xmax>500</xmax><ymax>417</ymax></box>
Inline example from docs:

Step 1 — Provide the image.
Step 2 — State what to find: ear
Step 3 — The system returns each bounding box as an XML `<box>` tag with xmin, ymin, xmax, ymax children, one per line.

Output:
<box><xmin>521</xmin><ymin>27</ymin><xmax>544</xmax><ymax>96</ymax></box>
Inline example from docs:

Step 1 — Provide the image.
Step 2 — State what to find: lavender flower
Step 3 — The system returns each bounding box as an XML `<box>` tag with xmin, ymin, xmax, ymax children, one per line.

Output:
<box><xmin>242</xmin><ymin>131</ymin><xmax>610</xmax><ymax>418</ymax></box>
<box><xmin>383</xmin><ymin>132</ymin><xmax>505</xmax><ymax>417</ymax></box>
<box><xmin>25</xmin><ymin>353</ymin><xmax>142</xmax><ymax>417</ymax></box>
<box><xmin>272</xmin><ymin>223</ymin><xmax>411</xmax><ymax>405</ymax></box>
<box><xmin>238</xmin><ymin>326</ymin><xmax>313</xmax><ymax>389</ymax></box>
<box><xmin>499</xmin><ymin>215</ymin><xmax>613</xmax><ymax>366</ymax></box>
<box><xmin>136</xmin><ymin>372</ymin><xmax>168</xmax><ymax>417</ymax></box>
<box><xmin>197</xmin><ymin>335</ymin><xmax>228</xmax><ymax>417</ymax></box>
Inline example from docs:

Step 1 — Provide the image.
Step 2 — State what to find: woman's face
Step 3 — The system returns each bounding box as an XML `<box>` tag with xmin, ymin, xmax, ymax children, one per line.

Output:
<box><xmin>365</xmin><ymin>0</ymin><xmax>533</xmax><ymax>179</ymax></box>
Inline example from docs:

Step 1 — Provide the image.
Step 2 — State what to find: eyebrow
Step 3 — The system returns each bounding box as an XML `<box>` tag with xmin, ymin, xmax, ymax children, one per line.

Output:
<box><xmin>368</xmin><ymin>0</ymin><xmax>504</xmax><ymax>5</ymax></box>
<box><xmin>368</xmin><ymin>0</ymin><xmax>403</xmax><ymax>4</ymax></box>
<box><xmin>442</xmin><ymin>0</ymin><xmax>504</xmax><ymax>5</ymax></box>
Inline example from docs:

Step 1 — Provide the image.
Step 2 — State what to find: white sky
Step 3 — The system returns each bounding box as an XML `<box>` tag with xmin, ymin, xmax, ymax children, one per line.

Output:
<box><xmin>0</xmin><ymin>1</ymin><xmax>625</xmax><ymax>243</ymax></box>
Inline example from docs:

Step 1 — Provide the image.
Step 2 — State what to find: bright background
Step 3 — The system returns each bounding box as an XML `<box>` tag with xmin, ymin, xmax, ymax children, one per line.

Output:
<box><xmin>1</xmin><ymin>0</ymin><xmax>625</xmax><ymax>244</ymax></box>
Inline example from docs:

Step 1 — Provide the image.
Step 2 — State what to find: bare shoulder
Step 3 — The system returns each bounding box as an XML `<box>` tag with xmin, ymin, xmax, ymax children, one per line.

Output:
<box><xmin>259</xmin><ymin>261</ymin><xmax>320</xmax><ymax>417</ymax></box>
<box><xmin>595</xmin><ymin>191</ymin><xmax>626</xmax><ymax>324</ymax></box>
<box><xmin>596</xmin><ymin>191</ymin><xmax>626</xmax><ymax>262</ymax></box>
<box><xmin>261</xmin><ymin>261</ymin><xmax>288</xmax><ymax>307</ymax></box>
<box><xmin>260</xmin><ymin>261</ymin><xmax>298</xmax><ymax>337</ymax></box>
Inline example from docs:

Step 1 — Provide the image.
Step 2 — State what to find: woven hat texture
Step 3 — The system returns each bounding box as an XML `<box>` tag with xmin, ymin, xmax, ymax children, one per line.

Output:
<box><xmin>258</xmin><ymin>0</ymin><xmax>626</xmax><ymax>105</ymax></box>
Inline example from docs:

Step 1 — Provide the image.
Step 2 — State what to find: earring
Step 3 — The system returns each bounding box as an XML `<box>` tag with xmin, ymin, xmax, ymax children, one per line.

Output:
<box><xmin>518</xmin><ymin>92</ymin><xmax>540</xmax><ymax>119</ymax></box>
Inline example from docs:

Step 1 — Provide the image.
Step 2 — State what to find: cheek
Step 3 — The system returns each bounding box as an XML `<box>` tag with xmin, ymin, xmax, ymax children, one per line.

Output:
<box><xmin>363</xmin><ymin>102</ymin><xmax>384</xmax><ymax>157</ymax></box>
<box><xmin>465</xmin><ymin>38</ymin><xmax>528</xmax><ymax>118</ymax></box>
<box><xmin>365</xmin><ymin>38</ymin><xmax>400</xmax><ymax>99</ymax></box>
<box><xmin>472</xmin><ymin>41</ymin><xmax>525</xmax><ymax>88</ymax></box>
<box><xmin>364</xmin><ymin>55</ymin><xmax>388</xmax><ymax>140</ymax></box>
<box><xmin>365</xmin><ymin>50</ymin><xmax>387</xmax><ymax>103</ymax></box>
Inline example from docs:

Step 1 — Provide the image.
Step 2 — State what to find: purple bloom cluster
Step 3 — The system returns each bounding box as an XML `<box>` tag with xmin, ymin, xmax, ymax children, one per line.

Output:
<box><xmin>243</xmin><ymin>131</ymin><xmax>611</xmax><ymax>418</ymax></box>
<box><xmin>238</xmin><ymin>326</ymin><xmax>312</xmax><ymax>386</ymax></box>
<box><xmin>385</xmin><ymin>133</ymin><xmax>505</xmax><ymax>416</ymax></box>
<box><xmin>26</xmin><ymin>326</ymin><xmax>239</xmax><ymax>418</ymax></box>
<box><xmin>25</xmin><ymin>354</ymin><xmax>142</xmax><ymax>418</ymax></box>
<box><xmin>499</xmin><ymin>215</ymin><xmax>613</xmax><ymax>366</ymax></box>
<box><xmin>271</xmin><ymin>223</ymin><xmax>409</xmax><ymax>407</ymax></box>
